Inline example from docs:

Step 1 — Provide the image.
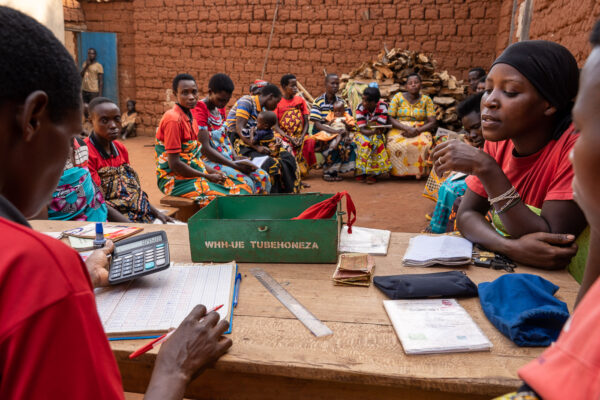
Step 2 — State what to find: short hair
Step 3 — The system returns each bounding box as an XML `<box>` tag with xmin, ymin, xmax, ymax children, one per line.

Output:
<box><xmin>172</xmin><ymin>73</ymin><xmax>196</xmax><ymax>93</ymax></box>
<box><xmin>281</xmin><ymin>74</ymin><xmax>296</xmax><ymax>87</ymax></box>
<box><xmin>406</xmin><ymin>73</ymin><xmax>422</xmax><ymax>82</ymax></box>
<box><xmin>258</xmin><ymin>110</ymin><xmax>277</xmax><ymax>127</ymax></box>
<box><xmin>260</xmin><ymin>83</ymin><xmax>282</xmax><ymax>98</ymax></box>
<box><xmin>362</xmin><ymin>87</ymin><xmax>381</xmax><ymax>102</ymax></box>
<box><xmin>0</xmin><ymin>6</ymin><xmax>81</xmax><ymax>122</ymax></box>
<box><xmin>457</xmin><ymin>92</ymin><xmax>483</xmax><ymax>119</ymax></box>
<box><xmin>478</xmin><ymin>75</ymin><xmax>487</xmax><ymax>84</ymax></box>
<box><xmin>591</xmin><ymin>20</ymin><xmax>600</xmax><ymax>46</ymax></box>
<box><xmin>325</xmin><ymin>73</ymin><xmax>338</xmax><ymax>83</ymax></box>
<box><xmin>126</xmin><ymin>99</ymin><xmax>136</xmax><ymax>106</ymax></box>
<box><xmin>333</xmin><ymin>100</ymin><xmax>346</xmax><ymax>108</ymax></box>
<box><xmin>89</xmin><ymin>97</ymin><xmax>117</xmax><ymax>115</ymax></box>
<box><xmin>469</xmin><ymin>67</ymin><xmax>486</xmax><ymax>78</ymax></box>
<box><xmin>208</xmin><ymin>73</ymin><xmax>234</xmax><ymax>94</ymax></box>
<box><xmin>88</xmin><ymin>47</ymin><xmax>97</xmax><ymax>53</ymax></box>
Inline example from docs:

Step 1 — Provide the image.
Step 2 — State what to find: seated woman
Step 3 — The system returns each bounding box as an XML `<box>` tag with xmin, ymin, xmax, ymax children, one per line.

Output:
<box><xmin>156</xmin><ymin>74</ymin><xmax>255</xmax><ymax>207</ymax></box>
<box><xmin>310</xmin><ymin>74</ymin><xmax>357</xmax><ymax>181</ymax></box>
<box><xmin>387</xmin><ymin>73</ymin><xmax>438</xmax><ymax>179</ymax></box>
<box><xmin>226</xmin><ymin>83</ymin><xmax>300</xmax><ymax>193</ymax></box>
<box><xmin>48</xmin><ymin>137</ymin><xmax>108</xmax><ymax>222</ymax></box>
<box><xmin>274</xmin><ymin>74</ymin><xmax>311</xmax><ymax>175</ymax></box>
<box><xmin>192</xmin><ymin>73</ymin><xmax>271</xmax><ymax>194</ymax></box>
<box><xmin>354</xmin><ymin>87</ymin><xmax>392</xmax><ymax>183</ymax></box>
<box><xmin>427</xmin><ymin>92</ymin><xmax>484</xmax><ymax>233</ymax></box>
<box><xmin>432</xmin><ymin>40</ymin><xmax>587</xmax><ymax>270</ymax></box>
<box><xmin>493</xmin><ymin>24</ymin><xmax>600</xmax><ymax>400</ymax></box>
<box><xmin>86</xmin><ymin>97</ymin><xmax>173</xmax><ymax>223</ymax></box>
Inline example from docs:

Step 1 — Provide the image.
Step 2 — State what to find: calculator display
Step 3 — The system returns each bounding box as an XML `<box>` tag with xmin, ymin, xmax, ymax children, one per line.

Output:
<box><xmin>116</xmin><ymin>235</ymin><xmax>162</xmax><ymax>254</ymax></box>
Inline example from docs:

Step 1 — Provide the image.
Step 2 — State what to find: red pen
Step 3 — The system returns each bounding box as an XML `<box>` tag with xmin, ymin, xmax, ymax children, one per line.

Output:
<box><xmin>129</xmin><ymin>304</ymin><xmax>224</xmax><ymax>359</ymax></box>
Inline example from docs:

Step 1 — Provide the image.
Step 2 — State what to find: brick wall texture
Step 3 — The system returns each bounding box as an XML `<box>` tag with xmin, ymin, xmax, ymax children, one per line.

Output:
<box><xmin>64</xmin><ymin>0</ymin><xmax>599</xmax><ymax>135</ymax></box>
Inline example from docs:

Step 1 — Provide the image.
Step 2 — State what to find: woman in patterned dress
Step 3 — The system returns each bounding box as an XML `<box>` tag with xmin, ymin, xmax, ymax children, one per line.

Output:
<box><xmin>387</xmin><ymin>73</ymin><xmax>438</xmax><ymax>178</ymax></box>
<box><xmin>192</xmin><ymin>73</ymin><xmax>271</xmax><ymax>194</ymax></box>
<box><xmin>155</xmin><ymin>74</ymin><xmax>254</xmax><ymax>207</ymax></box>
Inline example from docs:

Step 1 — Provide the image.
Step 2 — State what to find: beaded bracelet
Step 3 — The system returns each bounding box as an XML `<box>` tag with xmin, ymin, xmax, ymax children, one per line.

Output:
<box><xmin>488</xmin><ymin>186</ymin><xmax>518</xmax><ymax>205</ymax></box>
<box><xmin>496</xmin><ymin>196</ymin><xmax>521</xmax><ymax>215</ymax></box>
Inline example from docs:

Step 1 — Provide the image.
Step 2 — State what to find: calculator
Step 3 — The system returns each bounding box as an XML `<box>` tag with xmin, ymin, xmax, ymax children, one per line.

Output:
<box><xmin>108</xmin><ymin>231</ymin><xmax>171</xmax><ymax>285</ymax></box>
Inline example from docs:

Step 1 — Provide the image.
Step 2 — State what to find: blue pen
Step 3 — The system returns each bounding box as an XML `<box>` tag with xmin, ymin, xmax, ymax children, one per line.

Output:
<box><xmin>233</xmin><ymin>273</ymin><xmax>242</xmax><ymax>307</ymax></box>
<box><xmin>93</xmin><ymin>222</ymin><xmax>106</xmax><ymax>249</ymax></box>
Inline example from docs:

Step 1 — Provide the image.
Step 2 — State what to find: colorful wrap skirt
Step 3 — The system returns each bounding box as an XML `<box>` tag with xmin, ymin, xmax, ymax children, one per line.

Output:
<box><xmin>353</xmin><ymin>133</ymin><xmax>392</xmax><ymax>176</ymax></box>
<box><xmin>49</xmin><ymin>166</ymin><xmax>108</xmax><ymax>222</ymax></box>
<box><xmin>98</xmin><ymin>163</ymin><xmax>154</xmax><ymax>223</ymax></box>
<box><xmin>386</xmin><ymin>126</ymin><xmax>433</xmax><ymax>178</ymax></box>
<box><xmin>156</xmin><ymin>139</ymin><xmax>253</xmax><ymax>208</ymax></box>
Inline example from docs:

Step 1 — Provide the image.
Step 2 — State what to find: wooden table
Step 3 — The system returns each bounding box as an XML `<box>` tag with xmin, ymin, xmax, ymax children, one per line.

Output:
<box><xmin>32</xmin><ymin>221</ymin><xmax>579</xmax><ymax>399</ymax></box>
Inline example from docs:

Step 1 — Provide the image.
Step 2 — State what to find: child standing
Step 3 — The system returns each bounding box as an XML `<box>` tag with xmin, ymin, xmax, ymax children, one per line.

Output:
<box><xmin>275</xmin><ymin>74</ymin><xmax>310</xmax><ymax>167</ymax></box>
<box><xmin>354</xmin><ymin>87</ymin><xmax>392</xmax><ymax>184</ymax></box>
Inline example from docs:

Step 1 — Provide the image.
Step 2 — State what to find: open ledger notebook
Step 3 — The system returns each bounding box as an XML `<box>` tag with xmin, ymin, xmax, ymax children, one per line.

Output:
<box><xmin>94</xmin><ymin>262</ymin><xmax>237</xmax><ymax>339</ymax></box>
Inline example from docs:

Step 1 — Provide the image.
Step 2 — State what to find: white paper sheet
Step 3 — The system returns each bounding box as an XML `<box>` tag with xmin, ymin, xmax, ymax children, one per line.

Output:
<box><xmin>338</xmin><ymin>225</ymin><xmax>391</xmax><ymax>255</ymax></box>
<box><xmin>94</xmin><ymin>262</ymin><xmax>235</xmax><ymax>336</ymax></box>
<box><xmin>251</xmin><ymin>156</ymin><xmax>269</xmax><ymax>169</ymax></box>
<box><xmin>383</xmin><ymin>299</ymin><xmax>492</xmax><ymax>354</ymax></box>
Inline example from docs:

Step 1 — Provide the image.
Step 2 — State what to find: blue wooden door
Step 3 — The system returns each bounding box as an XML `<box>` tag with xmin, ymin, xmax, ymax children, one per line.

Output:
<box><xmin>78</xmin><ymin>32</ymin><xmax>119</xmax><ymax>104</ymax></box>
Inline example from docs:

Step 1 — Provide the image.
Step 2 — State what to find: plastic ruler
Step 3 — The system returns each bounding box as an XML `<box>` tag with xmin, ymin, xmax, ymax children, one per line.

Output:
<box><xmin>250</xmin><ymin>268</ymin><xmax>333</xmax><ymax>338</ymax></box>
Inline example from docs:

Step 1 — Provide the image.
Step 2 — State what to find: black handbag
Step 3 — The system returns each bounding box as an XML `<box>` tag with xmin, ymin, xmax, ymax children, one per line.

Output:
<box><xmin>374</xmin><ymin>271</ymin><xmax>478</xmax><ymax>299</ymax></box>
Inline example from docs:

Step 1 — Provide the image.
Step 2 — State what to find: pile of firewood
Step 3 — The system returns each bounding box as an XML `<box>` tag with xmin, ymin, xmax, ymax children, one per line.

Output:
<box><xmin>339</xmin><ymin>48</ymin><xmax>468</xmax><ymax>130</ymax></box>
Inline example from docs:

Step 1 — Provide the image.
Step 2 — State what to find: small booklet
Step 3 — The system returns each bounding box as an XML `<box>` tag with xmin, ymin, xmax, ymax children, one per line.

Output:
<box><xmin>383</xmin><ymin>298</ymin><xmax>492</xmax><ymax>354</ymax></box>
<box><xmin>63</xmin><ymin>223</ymin><xmax>143</xmax><ymax>242</ymax></box>
<box><xmin>94</xmin><ymin>262</ymin><xmax>237</xmax><ymax>338</ymax></box>
<box><xmin>332</xmin><ymin>253</ymin><xmax>375</xmax><ymax>286</ymax></box>
<box><xmin>251</xmin><ymin>156</ymin><xmax>269</xmax><ymax>169</ymax></box>
<box><xmin>403</xmin><ymin>235</ymin><xmax>472</xmax><ymax>267</ymax></box>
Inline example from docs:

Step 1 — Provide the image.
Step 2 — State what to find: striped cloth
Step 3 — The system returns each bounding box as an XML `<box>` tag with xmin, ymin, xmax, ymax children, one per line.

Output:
<box><xmin>309</xmin><ymin>93</ymin><xmax>352</xmax><ymax>122</ymax></box>
<box><xmin>225</xmin><ymin>95</ymin><xmax>262</xmax><ymax>137</ymax></box>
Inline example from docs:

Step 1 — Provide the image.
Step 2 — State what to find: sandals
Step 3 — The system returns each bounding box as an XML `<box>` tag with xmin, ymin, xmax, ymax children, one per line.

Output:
<box><xmin>323</xmin><ymin>174</ymin><xmax>337</xmax><ymax>182</ymax></box>
<box><xmin>355</xmin><ymin>175</ymin><xmax>366</xmax><ymax>183</ymax></box>
<box><xmin>366</xmin><ymin>176</ymin><xmax>377</xmax><ymax>184</ymax></box>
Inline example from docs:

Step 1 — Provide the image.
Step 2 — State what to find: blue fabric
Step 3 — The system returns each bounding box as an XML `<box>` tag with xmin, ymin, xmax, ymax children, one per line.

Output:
<box><xmin>429</xmin><ymin>177</ymin><xmax>467</xmax><ymax>233</ymax></box>
<box><xmin>478</xmin><ymin>274</ymin><xmax>570</xmax><ymax>347</ymax></box>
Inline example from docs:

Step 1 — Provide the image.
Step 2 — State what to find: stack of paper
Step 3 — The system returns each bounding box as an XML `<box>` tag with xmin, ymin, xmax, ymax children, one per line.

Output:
<box><xmin>383</xmin><ymin>298</ymin><xmax>492</xmax><ymax>354</ymax></box>
<box><xmin>403</xmin><ymin>235</ymin><xmax>473</xmax><ymax>267</ymax></box>
<box><xmin>338</xmin><ymin>225</ymin><xmax>391</xmax><ymax>256</ymax></box>
<box><xmin>332</xmin><ymin>253</ymin><xmax>375</xmax><ymax>286</ymax></box>
<box><xmin>63</xmin><ymin>223</ymin><xmax>143</xmax><ymax>241</ymax></box>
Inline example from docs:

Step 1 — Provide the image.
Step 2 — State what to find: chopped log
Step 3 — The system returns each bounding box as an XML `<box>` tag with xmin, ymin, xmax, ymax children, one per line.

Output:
<box><xmin>432</xmin><ymin>96</ymin><xmax>456</xmax><ymax>106</ymax></box>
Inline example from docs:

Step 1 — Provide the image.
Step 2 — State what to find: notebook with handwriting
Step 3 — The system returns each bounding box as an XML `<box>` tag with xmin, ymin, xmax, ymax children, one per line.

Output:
<box><xmin>94</xmin><ymin>262</ymin><xmax>236</xmax><ymax>338</ymax></box>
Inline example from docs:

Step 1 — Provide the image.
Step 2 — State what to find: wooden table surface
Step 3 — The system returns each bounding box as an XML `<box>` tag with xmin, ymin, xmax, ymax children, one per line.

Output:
<box><xmin>31</xmin><ymin>220</ymin><xmax>579</xmax><ymax>399</ymax></box>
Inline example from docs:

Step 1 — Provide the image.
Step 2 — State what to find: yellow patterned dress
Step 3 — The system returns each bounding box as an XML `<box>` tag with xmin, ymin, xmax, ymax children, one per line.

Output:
<box><xmin>387</xmin><ymin>92</ymin><xmax>436</xmax><ymax>178</ymax></box>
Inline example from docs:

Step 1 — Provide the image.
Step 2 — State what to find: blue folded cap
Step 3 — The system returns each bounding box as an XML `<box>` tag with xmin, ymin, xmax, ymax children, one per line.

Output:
<box><xmin>478</xmin><ymin>273</ymin><xmax>569</xmax><ymax>347</ymax></box>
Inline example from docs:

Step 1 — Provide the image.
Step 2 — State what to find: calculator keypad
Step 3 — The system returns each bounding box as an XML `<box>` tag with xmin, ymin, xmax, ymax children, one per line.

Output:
<box><xmin>110</xmin><ymin>242</ymin><xmax>168</xmax><ymax>281</ymax></box>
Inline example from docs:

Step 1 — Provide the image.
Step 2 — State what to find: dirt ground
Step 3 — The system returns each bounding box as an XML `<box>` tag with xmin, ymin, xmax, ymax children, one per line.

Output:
<box><xmin>125</xmin><ymin>136</ymin><xmax>433</xmax><ymax>233</ymax></box>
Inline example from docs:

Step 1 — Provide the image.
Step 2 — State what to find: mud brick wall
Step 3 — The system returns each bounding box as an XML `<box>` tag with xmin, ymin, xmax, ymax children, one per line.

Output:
<box><xmin>496</xmin><ymin>0</ymin><xmax>599</xmax><ymax>64</ymax></box>
<box><xmin>75</xmin><ymin>0</ymin><xmax>502</xmax><ymax>135</ymax></box>
<box><xmin>63</xmin><ymin>0</ymin><xmax>85</xmax><ymax>27</ymax></box>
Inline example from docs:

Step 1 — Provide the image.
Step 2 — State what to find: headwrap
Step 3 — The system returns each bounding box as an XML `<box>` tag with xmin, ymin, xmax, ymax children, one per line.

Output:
<box><xmin>492</xmin><ymin>40</ymin><xmax>579</xmax><ymax>138</ymax></box>
<box><xmin>250</xmin><ymin>79</ymin><xmax>268</xmax><ymax>94</ymax></box>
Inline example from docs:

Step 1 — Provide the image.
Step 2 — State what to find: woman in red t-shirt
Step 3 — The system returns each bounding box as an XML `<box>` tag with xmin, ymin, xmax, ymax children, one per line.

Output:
<box><xmin>432</xmin><ymin>40</ymin><xmax>587</xmax><ymax>270</ymax></box>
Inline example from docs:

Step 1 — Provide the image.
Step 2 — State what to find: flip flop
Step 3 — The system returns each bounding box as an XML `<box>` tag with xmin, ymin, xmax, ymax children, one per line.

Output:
<box><xmin>323</xmin><ymin>174</ymin><xmax>336</xmax><ymax>182</ymax></box>
<box><xmin>355</xmin><ymin>175</ymin><xmax>366</xmax><ymax>182</ymax></box>
<box><xmin>366</xmin><ymin>176</ymin><xmax>377</xmax><ymax>184</ymax></box>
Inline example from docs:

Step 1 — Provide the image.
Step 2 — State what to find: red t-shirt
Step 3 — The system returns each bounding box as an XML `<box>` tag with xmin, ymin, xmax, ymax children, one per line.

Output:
<box><xmin>85</xmin><ymin>136</ymin><xmax>130</xmax><ymax>188</ymax></box>
<box><xmin>0</xmin><ymin>216</ymin><xmax>123</xmax><ymax>398</ymax></box>
<box><xmin>275</xmin><ymin>96</ymin><xmax>309</xmax><ymax>124</ymax></box>
<box><xmin>518</xmin><ymin>277</ymin><xmax>600</xmax><ymax>399</ymax></box>
<box><xmin>191</xmin><ymin>101</ymin><xmax>227</xmax><ymax>132</ymax></box>
<box><xmin>156</xmin><ymin>105</ymin><xmax>199</xmax><ymax>154</ymax></box>
<box><xmin>466</xmin><ymin>125</ymin><xmax>578</xmax><ymax>208</ymax></box>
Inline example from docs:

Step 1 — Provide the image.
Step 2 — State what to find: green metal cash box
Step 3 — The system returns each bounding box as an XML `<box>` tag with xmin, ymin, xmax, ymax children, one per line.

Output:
<box><xmin>187</xmin><ymin>194</ymin><xmax>341</xmax><ymax>263</ymax></box>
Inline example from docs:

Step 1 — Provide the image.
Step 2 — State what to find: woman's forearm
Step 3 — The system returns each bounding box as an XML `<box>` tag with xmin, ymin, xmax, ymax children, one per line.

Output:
<box><xmin>417</xmin><ymin>117</ymin><xmax>437</xmax><ymax>133</ymax></box>
<box><xmin>474</xmin><ymin>158</ymin><xmax>551</xmax><ymax>236</ymax></box>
